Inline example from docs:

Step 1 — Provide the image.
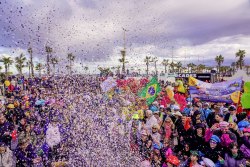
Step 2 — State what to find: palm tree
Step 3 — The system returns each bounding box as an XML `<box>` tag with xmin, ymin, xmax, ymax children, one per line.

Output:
<box><xmin>169</xmin><ymin>62</ymin><xmax>176</xmax><ymax>73</ymax></box>
<box><xmin>144</xmin><ymin>56</ymin><xmax>152</xmax><ymax>76</ymax></box>
<box><xmin>118</xmin><ymin>57</ymin><xmax>128</xmax><ymax>74</ymax></box>
<box><xmin>235</xmin><ymin>49</ymin><xmax>246</xmax><ymax>70</ymax></box>
<box><xmin>50</xmin><ymin>57</ymin><xmax>58</xmax><ymax>75</ymax></box>
<box><xmin>187</xmin><ymin>63</ymin><xmax>196</xmax><ymax>73</ymax></box>
<box><xmin>45</xmin><ymin>46</ymin><xmax>52</xmax><ymax>75</ymax></box>
<box><xmin>152</xmin><ymin>57</ymin><xmax>158</xmax><ymax>76</ymax></box>
<box><xmin>98</xmin><ymin>67</ymin><xmax>111</xmax><ymax>77</ymax></box>
<box><xmin>1</xmin><ymin>57</ymin><xmax>13</xmax><ymax>75</ymax></box>
<box><xmin>137</xmin><ymin>68</ymin><xmax>141</xmax><ymax>75</ymax></box>
<box><xmin>35</xmin><ymin>63</ymin><xmax>43</xmax><ymax>77</ymax></box>
<box><xmin>231</xmin><ymin>62</ymin><xmax>236</xmax><ymax>75</ymax></box>
<box><xmin>197</xmin><ymin>64</ymin><xmax>206</xmax><ymax>73</ymax></box>
<box><xmin>67</xmin><ymin>53</ymin><xmax>75</xmax><ymax>75</ymax></box>
<box><xmin>26</xmin><ymin>61</ymin><xmax>31</xmax><ymax>77</ymax></box>
<box><xmin>117</xmin><ymin>65</ymin><xmax>121</xmax><ymax>74</ymax></box>
<box><xmin>120</xmin><ymin>48</ymin><xmax>127</xmax><ymax>74</ymax></box>
<box><xmin>215</xmin><ymin>54</ymin><xmax>224</xmax><ymax>73</ymax></box>
<box><xmin>205</xmin><ymin>66</ymin><xmax>213</xmax><ymax>73</ymax></box>
<box><xmin>84</xmin><ymin>66</ymin><xmax>89</xmax><ymax>74</ymax></box>
<box><xmin>176</xmin><ymin>61</ymin><xmax>182</xmax><ymax>73</ymax></box>
<box><xmin>245</xmin><ymin>65</ymin><xmax>250</xmax><ymax>75</ymax></box>
<box><xmin>27</xmin><ymin>47</ymin><xmax>34</xmax><ymax>77</ymax></box>
<box><xmin>15</xmin><ymin>53</ymin><xmax>26</xmax><ymax>75</ymax></box>
<box><xmin>162</xmin><ymin>59</ymin><xmax>169</xmax><ymax>73</ymax></box>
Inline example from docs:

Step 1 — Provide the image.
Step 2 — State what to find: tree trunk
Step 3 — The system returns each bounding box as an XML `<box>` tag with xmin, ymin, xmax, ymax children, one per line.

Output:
<box><xmin>146</xmin><ymin>63</ymin><xmax>149</xmax><ymax>76</ymax></box>
<box><xmin>47</xmin><ymin>53</ymin><xmax>50</xmax><ymax>76</ymax></box>
<box><xmin>70</xmin><ymin>60</ymin><xmax>72</xmax><ymax>75</ymax></box>
<box><xmin>155</xmin><ymin>62</ymin><xmax>157</xmax><ymax>76</ymax></box>
<box><xmin>28</xmin><ymin>66</ymin><xmax>31</xmax><ymax>77</ymax></box>
<box><xmin>5</xmin><ymin>65</ymin><xmax>7</xmax><ymax>74</ymax></box>
<box><xmin>30</xmin><ymin>52</ymin><xmax>34</xmax><ymax>77</ymax></box>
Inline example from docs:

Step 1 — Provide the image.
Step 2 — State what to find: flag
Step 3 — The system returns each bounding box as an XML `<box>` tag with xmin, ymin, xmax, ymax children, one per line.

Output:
<box><xmin>241</xmin><ymin>93</ymin><xmax>250</xmax><ymax>109</ymax></box>
<box><xmin>244</xmin><ymin>82</ymin><xmax>250</xmax><ymax>93</ymax></box>
<box><xmin>188</xmin><ymin>77</ymin><xmax>198</xmax><ymax>86</ymax></box>
<box><xmin>138</xmin><ymin>77</ymin><xmax>161</xmax><ymax>105</ymax></box>
<box><xmin>176</xmin><ymin>80</ymin><xmax>186</xmax><ymax>93</ymax></box>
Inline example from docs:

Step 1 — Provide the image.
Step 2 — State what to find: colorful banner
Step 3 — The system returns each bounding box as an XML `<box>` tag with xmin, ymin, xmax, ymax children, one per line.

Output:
<box><xmin>188</xmin><ymin>77</ymin><xmax>243</xmax><ymax>103</ymax></box>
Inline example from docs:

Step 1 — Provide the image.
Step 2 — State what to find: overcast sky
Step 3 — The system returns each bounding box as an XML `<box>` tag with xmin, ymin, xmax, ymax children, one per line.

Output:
<box><xmin>0</xmin><ymin>0</ymin><xmax>250</xmax><ymax>74</ymax></box>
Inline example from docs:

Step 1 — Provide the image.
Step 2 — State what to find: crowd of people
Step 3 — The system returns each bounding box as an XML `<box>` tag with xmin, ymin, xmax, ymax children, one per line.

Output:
<box><xmin>128</xmin><ymin>79</ymin><xmax>250</xmax><ymax>167</ymax></box>
<box><xmin>0</xmin><ymin>74</ymin><xmax>249</xmax><ymax>167</ymax></box>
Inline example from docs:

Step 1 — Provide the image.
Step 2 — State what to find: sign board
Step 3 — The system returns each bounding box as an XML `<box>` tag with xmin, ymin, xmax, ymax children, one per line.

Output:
<box><xmin>177</xmin><ymin>73</ymin><xmax>212</xmax><ymax>82</ymax></box>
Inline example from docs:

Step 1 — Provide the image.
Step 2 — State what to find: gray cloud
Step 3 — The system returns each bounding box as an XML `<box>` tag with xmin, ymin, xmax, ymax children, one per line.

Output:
<box><xmin>0</xmin><ymin>0</ymin><xmax>250</xmax><ymax>66</ymax></box>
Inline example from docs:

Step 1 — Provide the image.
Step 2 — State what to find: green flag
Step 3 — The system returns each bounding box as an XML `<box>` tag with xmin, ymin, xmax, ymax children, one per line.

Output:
<box><xmin>244</xmin><ymin>82</ymin><xmax>250</xmax><ymax>93</ymax></box>
<box><xmin>138</xmin><ymin>77</ymin><xmax>161</xmax><ymax>105</ymax></box>
<box><xmin>241</xmin><ymin>93</ymin><xmax>250</xmax><ymax>109</ymax></box>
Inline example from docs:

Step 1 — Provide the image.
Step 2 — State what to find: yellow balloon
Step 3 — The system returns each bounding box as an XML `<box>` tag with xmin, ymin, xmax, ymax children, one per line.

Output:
<box><xmin>4</xmin><ymin>80</ymin><xmax>10</xmax><ymax>87</ymax></box>
<box><xmin>231</xmin><ymin>91</ymin><xmax>240</xmax><ymax>103</ymax></box>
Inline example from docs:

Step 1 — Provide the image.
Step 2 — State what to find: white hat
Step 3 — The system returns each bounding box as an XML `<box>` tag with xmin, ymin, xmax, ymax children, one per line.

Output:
<box><xmin>173</xmin><ymin>111</ymin><xmax>182</xmax><ymax>117</ymax></box>
<box><xmin>173</xmin><ymin>105</ymin><xmax>180</xmax><ymax>110</ymax></box>
<box><xmin>152</xmin><ymin>101</ymin><xmax>159</xmax><ymax>105</ymax></box>
<box><xmin>160</xmin><ymin>105</ymin><xmax>165</xmax><ymax>108</ymax></box>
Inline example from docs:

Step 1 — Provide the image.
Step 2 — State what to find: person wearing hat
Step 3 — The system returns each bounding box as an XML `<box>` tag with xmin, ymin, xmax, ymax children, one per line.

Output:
<box><xmin>145</xmin><ymin>110</ymin><xmax>158</xmax><ymax>133</ymax></box>
<box><xmin>151</xmin><ymin>124</ymin><xmax>161</xmax><ymax>147</ymax></box>
<box><xmin>183</xmin><ymin>102</ymin><xmax>192</xmax><ymax>116</ymax></box>
<box><xmin>224</xmin><ymin>105</ymin><xmax>237</xmax><ymax>123</ymax></box>
<box><xmin>165</xmin><ymin>155</ymin><xmax>180</xmax><ymax>167</ymax></box>
<box><xmin>151</xmin><ymin>147</ymin><xmax>163</xmax><ymax>167</ymax></box>
<box><xmin>160</xmin><ymin>138</ymin><xmax>173</xmax><ymax>162</ymax></box>
<box><xmin>0</xmin><ymin>142</ymin><xmax>13</xmax><ymax>167</ymax></box>
<box><xmin>153</xmin><ymin>110</ymin><xmax>163</xmax><ymax>127</ymax></box>
<box><xmin>4</xmin><ymin>103</ymin><xmax>15</xmax><ymax>123</ymax></box>
<box><xmin>201</xmin><ymin>102</ymin><xmax>211</xmax><ymax>120</ymax></box>
<box><xmin>188</xmin><ymin>150</ymin><xmax>203</xmax><ymax>167</ymax></box>
<box><xmin>203</xmin><ymin>135</ymin><xmax>224</xmax><ymax>165</ymax></box>
<box><xmin>213</xmin><ymin>121</ymin><xmax>237</xmax><ymax>147</ymax></box>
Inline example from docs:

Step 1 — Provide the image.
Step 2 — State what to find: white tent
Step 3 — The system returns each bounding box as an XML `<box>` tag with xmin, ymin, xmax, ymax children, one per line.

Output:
<box><xmin>229</xmin><ymin>70</ymin><xmax>250</xmax><ymax>81</ymax></box>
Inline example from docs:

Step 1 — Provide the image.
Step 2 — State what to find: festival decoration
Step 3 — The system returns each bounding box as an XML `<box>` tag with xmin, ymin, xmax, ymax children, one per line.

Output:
<box><xmin>188</xmin><ymin>77</ymin><xmax>243</xmax><ymax>103</ymax></box>
<box><xmin>138</xmin><ymin>77</ymin><xmax>161</xmax><ymax>105</ymax></box>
